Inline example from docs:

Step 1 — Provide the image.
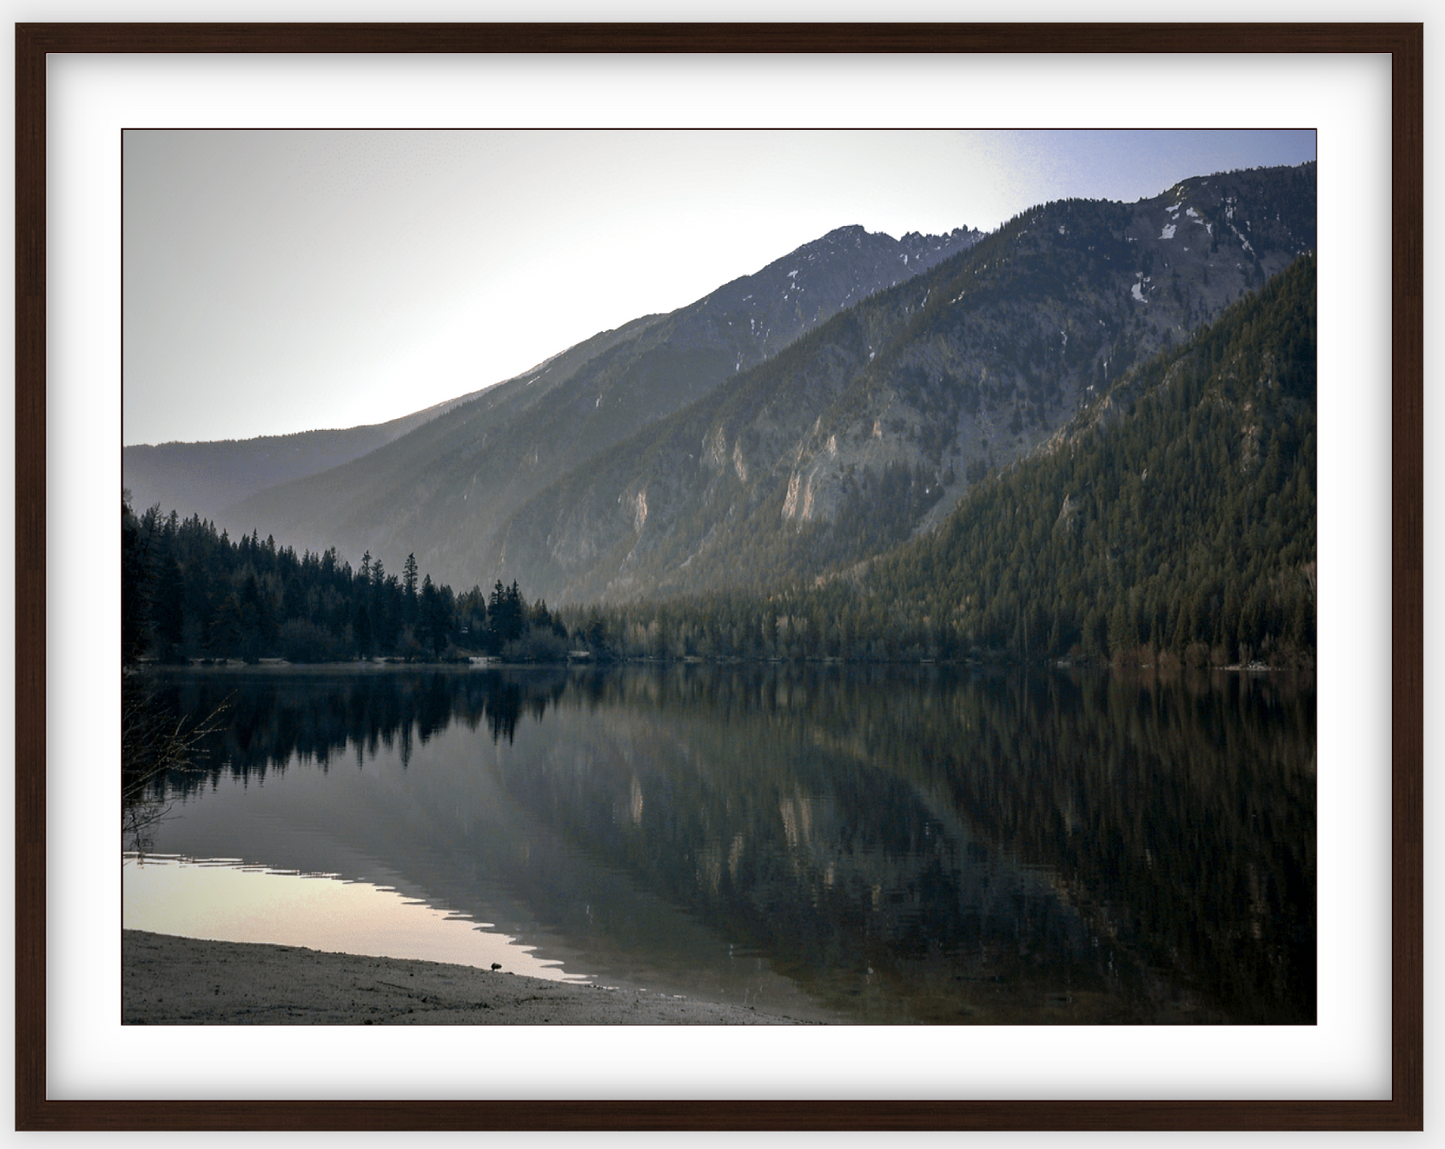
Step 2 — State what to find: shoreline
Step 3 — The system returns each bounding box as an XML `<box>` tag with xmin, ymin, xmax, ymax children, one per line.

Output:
<box><xmin>132</xmin><ymin>656</ymin><xmax>1314</xmax><ymax>675</ymax></box>
<box><xmin>122</xmin><ymin>930</ymin><xmax>813</xmax><ymax>1025</ymax></box>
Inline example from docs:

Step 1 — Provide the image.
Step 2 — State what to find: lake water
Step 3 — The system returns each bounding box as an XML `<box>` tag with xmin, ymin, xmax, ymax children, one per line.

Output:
<box><xmin>123</xmin><ymin>663</ymin><xmax>1316</xmax><ymax>1024</ymax></box>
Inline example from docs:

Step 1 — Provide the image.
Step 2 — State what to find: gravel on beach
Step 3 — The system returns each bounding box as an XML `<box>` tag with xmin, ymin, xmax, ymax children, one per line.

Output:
<box><xmin>122</xmin><ymin>930</ymin><xmax>810</xmax><ymax>1025</ymax></box>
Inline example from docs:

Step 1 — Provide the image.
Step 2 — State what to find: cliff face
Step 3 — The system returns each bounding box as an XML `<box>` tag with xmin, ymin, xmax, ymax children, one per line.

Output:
<box><xmin>485</xmin><ymin>164</ymin><xmax>1315</xmax><ymax>604</ymax></box>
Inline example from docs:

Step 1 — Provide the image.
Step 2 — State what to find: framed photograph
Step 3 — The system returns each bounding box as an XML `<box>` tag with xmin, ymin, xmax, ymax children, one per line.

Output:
<box><xmin>14</xmin><ymin>21</ymin><xmax>1421</xmax><ymax>1131</ymax></box>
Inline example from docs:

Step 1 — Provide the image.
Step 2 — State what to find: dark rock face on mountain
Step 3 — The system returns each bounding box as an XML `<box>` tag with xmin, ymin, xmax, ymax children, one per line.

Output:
<box><xmin>485</xmin><ymin>163</ymin><xmax>1315</xmax><ymax>604</ymax></box>
<box><xmin>205</xmin><ymin>224</ymin><xmax>981</xmax><ymax>583</ymax></box>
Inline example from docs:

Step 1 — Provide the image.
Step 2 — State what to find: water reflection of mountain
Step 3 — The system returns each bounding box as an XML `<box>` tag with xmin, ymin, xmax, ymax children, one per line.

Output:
<box><xmin>140</xmin><ymin>664</ymin><xmax>1315</xmax><ymax>1024</ymax></box>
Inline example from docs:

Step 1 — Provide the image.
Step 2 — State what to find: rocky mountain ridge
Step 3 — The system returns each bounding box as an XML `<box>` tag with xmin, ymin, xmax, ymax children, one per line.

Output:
<box><xmin>198</xmin><ymin>223</ymin><xmax>981</xmax><ymax>578</ymax></box>
<box><xmin>484</xmin><ymin>163</ymin><xmax>1314</xmax><ymax>603</ymax></box>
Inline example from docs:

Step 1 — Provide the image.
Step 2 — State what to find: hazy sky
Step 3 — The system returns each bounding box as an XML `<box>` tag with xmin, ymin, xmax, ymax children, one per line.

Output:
<box><xmin>123</xmin><ymin>129</ymin><xmax>1316</xmax><ymax>446</ymax></box>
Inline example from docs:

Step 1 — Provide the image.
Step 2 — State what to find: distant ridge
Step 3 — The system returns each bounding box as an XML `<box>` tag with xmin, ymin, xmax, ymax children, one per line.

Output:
<box><xmin>123</xmin><ymin>386</ymin><xmax>491</xmax><ymax>525</ymax></box>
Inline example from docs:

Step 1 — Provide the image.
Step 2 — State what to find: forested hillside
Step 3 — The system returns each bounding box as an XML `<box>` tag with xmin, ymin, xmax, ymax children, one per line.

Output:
<box><xmin>864</xmin><ymin>251</ymin><xmax>1317</xmax><ymax>666</ymax></box>
<box><xmin>560</xmin><ymin>253</ymin><xmax>1316</xmax><ymax>668</ymax></box>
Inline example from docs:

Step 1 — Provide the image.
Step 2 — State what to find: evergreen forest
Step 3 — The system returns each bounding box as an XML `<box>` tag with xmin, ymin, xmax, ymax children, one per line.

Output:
<box><xmin>121</xmin><ymin>508</ymin><xmax>571</xmax><ymax>666</ymax></box>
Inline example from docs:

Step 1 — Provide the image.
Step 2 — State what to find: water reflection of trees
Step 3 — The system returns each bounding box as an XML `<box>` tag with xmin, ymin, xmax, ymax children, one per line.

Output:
<box><xmin>139</xmin><ymin>668</ymin><xmax>573</xmax><ymax>794</ymax></box>
<box><xmin>923</xmin><ymin>669</ymin><xmax>1316</xmax><ymax>1025</ymax></box>
<box><xmin>141</xmin><ymin>664</ymin><xmax>1314</xmax><ymax>1024</ymax></box>
<box><xmin>121</xmin><ymin>675</ymin><xmax>229</xmax><ymax>853</ymax></box>
<box><xmin>501</xmin><ymin>664</ymin><xmax>1315</xmax><ymax>1024</ymax></box>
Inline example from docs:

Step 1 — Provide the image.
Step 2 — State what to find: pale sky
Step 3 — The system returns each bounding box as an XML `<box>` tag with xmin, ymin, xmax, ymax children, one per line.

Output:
<box><xmin>122</xmin><ymin>129</ymin><xmax>1316</xmax><ymax>446</ymax></box>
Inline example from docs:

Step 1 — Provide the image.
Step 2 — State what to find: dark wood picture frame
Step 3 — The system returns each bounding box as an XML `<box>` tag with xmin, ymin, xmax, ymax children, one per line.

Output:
<box><xmin>13</xmin><ymin>22</ymin><xmax>1422</xmax><ymax>1132</ymax></box>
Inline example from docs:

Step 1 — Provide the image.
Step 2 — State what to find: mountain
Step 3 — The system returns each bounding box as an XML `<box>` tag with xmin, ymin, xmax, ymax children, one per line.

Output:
<box><xmin>121</xmin><ymin>387</ymin><xmax>492</xmax><ymax>526</ymax></box>
<box><xmin>572</xmin><ymin>250</ymin><xmax>1316</xmax><ymax>668</ymax></box>
<box><xmin>129</xmin><ymin>162</ymin><xmax>1313</xmax><ymax>617</ymax></box>
<box><xmin>205</xmin><ymin>223</ymin><xmax>981</xmax><ymax>576</ymax></box>
<box><xmin>120</xmin><ymin>248</ymin><xmax>1316</xmax><ymax>669</ymax></box>
<box><xmin>486</xmin><ymin>163</ymin><xmax>1315</xmax><ymax>604</ymax></box>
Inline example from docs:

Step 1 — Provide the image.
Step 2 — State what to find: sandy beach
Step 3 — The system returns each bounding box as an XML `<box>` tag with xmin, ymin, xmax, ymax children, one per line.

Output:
<box><xmin>122</xmin><ymin>930</ymin><xmax>811</xmax><ymax>1025</ymax></box>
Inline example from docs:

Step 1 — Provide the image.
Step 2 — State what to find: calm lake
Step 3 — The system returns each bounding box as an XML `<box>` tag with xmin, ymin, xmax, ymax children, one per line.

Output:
<box><xmin>123</xmin><ymin>663</ymin><xmax>1316</xmax><ymax>1024</ymax></box>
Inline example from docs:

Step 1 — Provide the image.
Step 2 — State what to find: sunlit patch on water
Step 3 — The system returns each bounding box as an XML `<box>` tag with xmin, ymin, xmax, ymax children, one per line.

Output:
<box><xmin>122</xmin><ymin>852</ymin><xmax>591</xmax><ymax>983</ymax></box>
